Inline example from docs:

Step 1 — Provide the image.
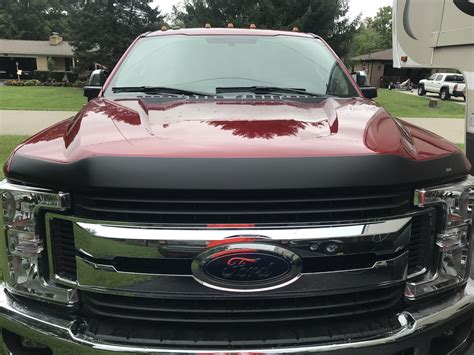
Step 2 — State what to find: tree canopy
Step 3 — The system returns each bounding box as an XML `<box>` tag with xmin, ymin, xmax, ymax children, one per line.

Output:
<box><xmin>68</xmin><ymin>0</ymin><xmax>164</xmax><ymax>70</ymax></box>
<box><xmin>173</xmin><ymin>0</ymin><xmax>359</xmax><ymax>57</ymax></box>
<box><xmin>0</xmin><ymin>0</ymin><xmax>71</xmax><ymax>40</ymax></box>
<box><xmin>348</xmin><ymin>5</ymin><xmax>392</xmax><ymax>61</ymax></box>
<box><xmin>0</xmin><ymin>0</ymin><xmax>383</xmax><ymax>70</ymax></box>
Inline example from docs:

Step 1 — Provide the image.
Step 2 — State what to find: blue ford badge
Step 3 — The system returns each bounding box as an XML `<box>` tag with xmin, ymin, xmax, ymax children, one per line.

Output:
<box><xmin>192</xmin><ymin>243</ymin><xmax>302</xmax><ymax>292</ymax></box>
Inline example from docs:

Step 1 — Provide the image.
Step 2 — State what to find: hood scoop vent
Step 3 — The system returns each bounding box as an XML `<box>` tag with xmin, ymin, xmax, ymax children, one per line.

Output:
<box><xmin>137</xmin><ymin>94</ymin><xmax>328</xmax><ymax>104</ymax></box>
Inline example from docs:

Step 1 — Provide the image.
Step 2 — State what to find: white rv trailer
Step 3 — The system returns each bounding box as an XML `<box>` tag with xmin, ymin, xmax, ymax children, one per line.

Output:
<box><xmin>393</xmin><ymin>0</ymin><xmax>474</xmax><ymax>168</ymax></box>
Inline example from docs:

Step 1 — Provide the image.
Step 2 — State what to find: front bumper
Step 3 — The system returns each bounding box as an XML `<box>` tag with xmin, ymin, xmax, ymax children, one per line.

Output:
<box><xmin>0</xmin><ymin>282</ymin><xmax>472</xmax><ymax>354</ymax></box>
<box><xmin>453</xmin><ymin>90</ymin><xmax>466</xmax><ymax>98</ymax></box>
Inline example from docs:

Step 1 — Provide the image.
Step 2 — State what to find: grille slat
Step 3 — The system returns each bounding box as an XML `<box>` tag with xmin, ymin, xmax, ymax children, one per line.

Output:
<box><xmin>406</xmin><ymin>212</ymin><xmax>434</xmax><ymax>276</ymax></box>
<box><xmin>81</xmin><ymin>285</ymin><xmax>404</xmax><ymax>324</ymax></box>
<box><xmin>49</xmin><ymin>218</ymin><xmax>76</xmax><ymax>280</ymax></box>
<box><xmin>83</xmin><ymin>286</ymin><xmax>402</xmax><ymax>315</ymax></box>
<box><xmin>73</xmin><ymin>188</ymin><xmax>413</xmax><ymax>224</ymax></box>
<box><xmin>81</xmin><ymin>286</ymin><xmax>405</xmax><ymax>348</ymax></box>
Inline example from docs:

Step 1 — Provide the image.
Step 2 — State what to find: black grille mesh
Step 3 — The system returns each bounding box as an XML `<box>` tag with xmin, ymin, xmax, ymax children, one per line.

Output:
<box><xmin>81</xmin><ymin>285</ymin><xmax>405</xmax><ymax>348</ymax></box>
<box><xmin>73</xmin><ymin>187</ymin><xmax>413</xmax><ymax>224</ymax></box>
<box><xmin>407</xmin><ymin>211</ymin><xmax>435</xmax><ymax>276</ymax></box>
<box><xmin>49</xmin><ymin>218</ymin><xmax>76</xmax><ymax>280</ymax></box>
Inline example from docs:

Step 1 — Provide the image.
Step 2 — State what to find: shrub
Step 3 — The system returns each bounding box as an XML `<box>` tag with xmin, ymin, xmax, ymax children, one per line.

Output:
<box><xmin>24</xmin><ymin>79</ymin><xmax>40</xmax><ymax>86</ymax></box>
<box><xmin>72</xmin><ymin>80</ymin><xmax>87</xmax><ymax>88</ymax></box>
<box><xmin>4</xmin><ymin>80</ymin><xmax>23</xmax><ymax>86</ymax></box>
<box><xmin>51</xmin><ymin>71</ymin><xmax>66</xmax><ymax>82</ymax></box>
<box><xmin>47</xmin><ymin>57</ymin><xmax>57</xmax><ymax>71</ymax></box>
<box><xmin>65</xmin><ymin>71</ymin><xmax>79</xmax><ymax>83</ymax></box>
<box><xmin>33</xmin><ymin>70</ymin><xmax>50</xmax><ymax>82</ymax></box>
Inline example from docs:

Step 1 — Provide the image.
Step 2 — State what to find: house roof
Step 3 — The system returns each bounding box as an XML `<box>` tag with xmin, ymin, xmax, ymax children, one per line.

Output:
<box><xmin>351</xmin><ymin>48</ymin><xmax>393</xmax><ymax>62</ymax></box>
<box><xmin>0</xmin><ymin>39</ymin><xmax>74</xmax><ymax>57</ymax></box>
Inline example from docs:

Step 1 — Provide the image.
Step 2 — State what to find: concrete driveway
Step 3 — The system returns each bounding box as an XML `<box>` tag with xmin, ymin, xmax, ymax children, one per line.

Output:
<box><xmin>401</xmin><ymin>117</ymin><xmax>464</xmax><ymax>144</ymax></box>
<box><xmin>0</xmin><ymin>110</ymin><xmax>76</xmax><ymax>135</ymax></box>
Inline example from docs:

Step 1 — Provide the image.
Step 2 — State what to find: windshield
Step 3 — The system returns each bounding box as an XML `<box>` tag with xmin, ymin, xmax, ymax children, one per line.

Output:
<box><xmin>105</xmin><ymin>35</ymin><xmax>358</xmax><ymax>98</ymax></box>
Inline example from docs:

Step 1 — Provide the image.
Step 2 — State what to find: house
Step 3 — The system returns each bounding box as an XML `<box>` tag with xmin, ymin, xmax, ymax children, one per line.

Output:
<box><xmin>0</xmin><ymin>33</ymin><xmax>76</xmax><ymax>79</ymax></box>
<box><xmin>351</xmin><ymin>49</ymin><xmax>434</xmax><ymax>88</ymax></box>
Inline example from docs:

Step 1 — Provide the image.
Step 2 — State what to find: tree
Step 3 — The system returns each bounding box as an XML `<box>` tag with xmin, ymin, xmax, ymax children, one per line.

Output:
<box><xmin>346</xmin><ymin>6</ymin><xmax>392</xmax><ymax>65</ymax></box>
<box><xmin>366</xmin><ymin>6</ymin><xmax>392</xmax><ymax>49</ymax></box>
<box><xmin>68</xmin><ymin>0</ymin><xmax>164</xmax><ymax>70</ymax></box>
<box><xmin>0</xmin><ymin>0</ymin><xmax>70</xmax><ymax>40</ymax></box>
<box><xmin>172</xmin><ymin>0</ymin><xmax>359</xmax><ymax>57</ymax></box>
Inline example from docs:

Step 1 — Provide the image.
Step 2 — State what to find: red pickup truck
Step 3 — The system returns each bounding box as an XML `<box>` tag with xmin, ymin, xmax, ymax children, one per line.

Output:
<box><xmin>1</xmin><ymin>28</ymin><xmax>473</xmax><ymax>354</ymax></box>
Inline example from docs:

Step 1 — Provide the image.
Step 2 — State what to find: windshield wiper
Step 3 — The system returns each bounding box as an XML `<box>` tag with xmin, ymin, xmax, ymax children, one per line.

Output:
<box><xmin>216</xmin><ymin>86</ymin><xmax>324</xmax><ymax>97</ymax></box>
<box><xmin>112</xmin><ymin>86</ymin><xmax>212</xmax><ymax>96</ymax></box>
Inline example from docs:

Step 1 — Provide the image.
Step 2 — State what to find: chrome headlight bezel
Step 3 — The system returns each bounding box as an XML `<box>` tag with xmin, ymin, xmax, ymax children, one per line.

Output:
<box><xmin>0</xmin><ymin>180</ymin><xmax>77</xmax><ymax>305</ymax></box>
<box><xmin>406</xmin><ymin>176</ymin><xmax>474</xmax><ymax>300</ymax></box>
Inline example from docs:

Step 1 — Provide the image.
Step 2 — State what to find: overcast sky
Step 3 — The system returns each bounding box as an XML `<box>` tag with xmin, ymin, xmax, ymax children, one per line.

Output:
<box><xmin>152</xmin><ymin>0</ymin><xmax>393</xmax><ymax>19</ymax></box>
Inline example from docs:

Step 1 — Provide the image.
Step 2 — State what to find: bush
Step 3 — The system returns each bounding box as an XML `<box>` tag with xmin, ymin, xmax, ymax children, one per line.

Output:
<box><xmin>65</xmin><ymin>71</ymin><xmax>79</xmax><ymax>83</ymax></box>
<box><xmin>51</xmin><ymin>71</ymin><xmax>66</xmax><ymax>82</ymax></box>
<box><xmin>33</xmin><ymin>70</ymin><xmax>50</xmax><ymax>82</ymax></box>
<box><xmin>4</xmin><ymin>80</ymin><xmax>23</xmax><ymax>86</ymax></box>
<box><xmin>72</xmin><ymin>80</ymin><xmax>87</xmax><ymax>88</ymax></box>
<box><xmin>24</xmin><ymin>79</ymin><xmax>41</xmax><ymax>86</ymax></box>
<box><xmin>47</xmin><ymin>57</ymin><xmax>57</xmax><ymax>71</ymax></box>
<box><xmin>4</xmin><ymin>79</ymin><xmax>40</xmax><ymax>86</ymax></box>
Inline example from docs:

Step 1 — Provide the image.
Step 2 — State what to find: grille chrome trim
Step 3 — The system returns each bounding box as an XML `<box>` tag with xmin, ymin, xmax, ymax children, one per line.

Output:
<box><xmin>46</xmin><ymin>212</ymin><xmax>434</xmax><ymax>297</ymax></box>
<box><xmin>75</xmin><ymin>217</ymin><xmax>411</xmax><ymax>241</ymax></box>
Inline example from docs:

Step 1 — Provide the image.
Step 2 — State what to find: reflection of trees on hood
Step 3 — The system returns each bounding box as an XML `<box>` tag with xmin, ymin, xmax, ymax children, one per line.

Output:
<box><xmin>28</xmin><ymin>122</ymin><xmax>68</xmax><ymax>144</ymax></box>
<box><xmin>90</xmin><ymin>101</ymin><xmax>141</xmax><ymax>126</ymax></box>
<box><xmin>208</xmin><ymin>120</ymin><xmax>315</xmax><ymax>140</ymax></box>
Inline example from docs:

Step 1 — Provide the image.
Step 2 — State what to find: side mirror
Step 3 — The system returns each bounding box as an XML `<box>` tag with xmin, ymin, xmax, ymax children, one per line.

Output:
<box><xmin>84</xmin><ymin>69</ymin><xmax>109</xmax><ymax>101</ymax></box>
<box><xmin>352</xmin><ymin>71</ymin><xmax>378</xmax><ymax>99</ymax></box>
<box><xmin>360</xmin><ymin>86</ymin><xmax>378</xmax><ymax>99</ymax></box>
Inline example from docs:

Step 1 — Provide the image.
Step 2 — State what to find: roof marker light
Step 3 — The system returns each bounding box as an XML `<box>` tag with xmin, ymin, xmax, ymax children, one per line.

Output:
<box><xmin>205</xmin><ymin>23</ymin><xmax>211</xmax><ymax>29</ymax></box>
<box><xmin>227</xmin><ymin>23</ymin><xmax>234</xmax><ymax>28</ymax></box>
<box><xmin>401</xmin><ymin>56</ymin><xmax>408</xmax><ymax>63</ymax></box>
<box><xmin>250</xmin><ymin>23</ymin><xmax>257</xmax><ymax>29</ymax></box>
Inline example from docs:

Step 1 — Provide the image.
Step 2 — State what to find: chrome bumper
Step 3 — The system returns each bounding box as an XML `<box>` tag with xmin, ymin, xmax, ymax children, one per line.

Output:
<box><xmin>0</xmin><ymin>280</ymin><xmax>472</xmax><ymax>354</ymax></box>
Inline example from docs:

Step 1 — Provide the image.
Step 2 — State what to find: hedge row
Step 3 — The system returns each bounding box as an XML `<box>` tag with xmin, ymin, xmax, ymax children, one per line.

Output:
<box><xmin>4</xmin><ymin>79</ymin><xmax>87</xmax><ymax>87</ymax></box>
<box><xmin>33</xmin><ymin>70</ymin><xmax>79</xmax><ymax>83</ymax></box>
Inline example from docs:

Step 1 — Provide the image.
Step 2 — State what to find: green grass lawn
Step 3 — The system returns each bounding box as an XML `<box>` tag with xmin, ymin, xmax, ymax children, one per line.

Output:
<box><xmin>0</xmin><ymin>135</ymin><xmax>29</xmax><ymax>179</ymax></box>
<box><xmin>0</xmin><ymin>86</ymin><xmax>86</xmax><ymax>111</ymax></box>
<box><xmin>374</xmin><ymin>89</ymin><xmax>465</xmax><ymax>119</ymax></box>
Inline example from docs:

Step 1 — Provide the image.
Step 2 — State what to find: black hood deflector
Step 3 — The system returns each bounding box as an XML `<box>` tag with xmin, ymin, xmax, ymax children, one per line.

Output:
<box><xmin>7</xmin><ymin>153</ymin><xmax>469</xmax><ymax>191</ymax></box>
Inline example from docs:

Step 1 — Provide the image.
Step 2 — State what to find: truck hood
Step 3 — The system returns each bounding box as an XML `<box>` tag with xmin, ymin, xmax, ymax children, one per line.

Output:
<box><xmin>4</xmin><ymin>96</ymin><xmax>469</xmax><ymax>190</ymax></box>
<box><xmin>5</xmin><ymin>96</ymin><xmax>461</xmax><ymax>162</ymax></box>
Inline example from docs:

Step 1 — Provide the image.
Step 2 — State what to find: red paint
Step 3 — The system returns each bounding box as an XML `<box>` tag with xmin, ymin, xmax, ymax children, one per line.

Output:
<box><xmin>207</xmin><ymin>224</ymin><xmax>256</xmax><ymax>229</ymax></box>
<box><xmin>227</xmin><ymin>257</ymin><xmax>258</xmax><ymax>266</ymax></box>
<box><xmin>6</xmin><ymin>96</ymin><xmax>462</xmax><ymax>169</ymax></box>
<box><xmin>208</xmin><ymin>237</ymin><xmax>261</xmax><ymax>248</ymax></box>
<box><xmin>211</xmin><ymin>249</ymin><xmax>257</xmax><ymax>259</ymax></box>
<box><xmin>2</xmin><ymin>28</ymin><xmax>467</xmax><ymax>175</ymax></box>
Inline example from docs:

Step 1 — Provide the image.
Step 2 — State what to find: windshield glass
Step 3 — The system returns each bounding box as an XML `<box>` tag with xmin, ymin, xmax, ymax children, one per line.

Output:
<box><xmin>105</xmin><ymin>35</ymin><xmax>358</xmax><ymax>98</ymax></box>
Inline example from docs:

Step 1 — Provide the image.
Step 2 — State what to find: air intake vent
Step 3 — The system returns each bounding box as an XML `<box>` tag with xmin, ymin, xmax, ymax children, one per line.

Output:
<box><xmin>407</xmin><ymin>211</ymin><xmax>435</xmax><ymax>277</ymax></box>
<box><xmin>50</xmin><ymin>219</ymin><xmax>76</xmax><ymax>281</ymax></box>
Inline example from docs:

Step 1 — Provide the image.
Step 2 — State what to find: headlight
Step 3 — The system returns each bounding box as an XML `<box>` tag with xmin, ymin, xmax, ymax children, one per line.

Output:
<box><xmin>406</xmin><ymin>176</ymin><xmax>474</xmax><ymax>299</ymax></box>
<box><xmin>0</xmin><ymin>180</ymin><xmax>77</xmax><ymax>304</ymax></box>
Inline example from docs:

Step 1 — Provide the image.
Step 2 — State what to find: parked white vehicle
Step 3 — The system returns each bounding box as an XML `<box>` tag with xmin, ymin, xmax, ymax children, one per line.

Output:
<box><xmin>417</xmin><ymin>73</ymin><xmax>466</xmax><ymax>101</ymax></box>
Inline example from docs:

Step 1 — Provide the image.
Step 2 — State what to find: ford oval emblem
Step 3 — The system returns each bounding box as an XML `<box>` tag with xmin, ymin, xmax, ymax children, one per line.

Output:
<box><xmin>191</xmin><ymin>243</ymin><xmax>302</xmax><ymax>292</ymax></box>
